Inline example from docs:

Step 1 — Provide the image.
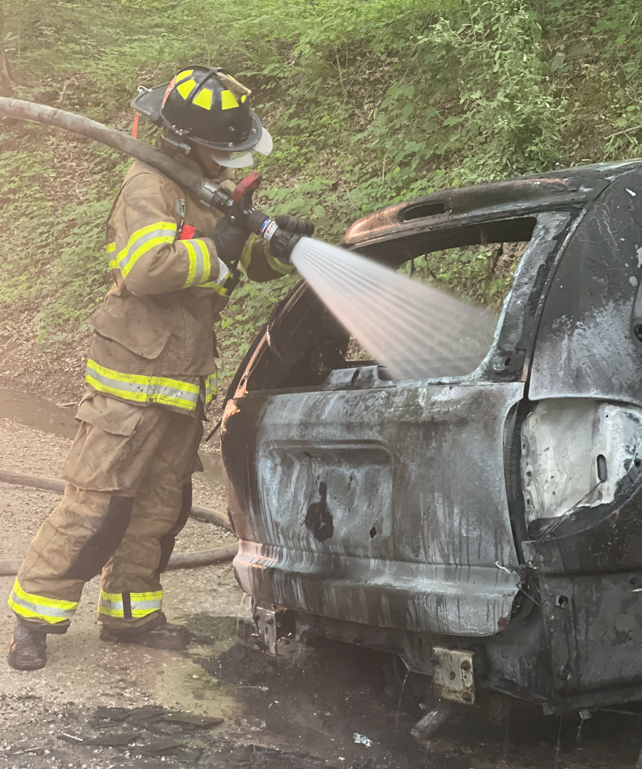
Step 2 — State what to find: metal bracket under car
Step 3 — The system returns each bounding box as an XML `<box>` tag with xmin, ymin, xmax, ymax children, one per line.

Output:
<box><xmin>432</xmin><ymin>647</ymin><xmax>476</xmax><ymax>705</ymax></box>
<box><xmin>252</xmin><ymin>604</ymin><xmax>296</xmax><ymax>654</ymax></box>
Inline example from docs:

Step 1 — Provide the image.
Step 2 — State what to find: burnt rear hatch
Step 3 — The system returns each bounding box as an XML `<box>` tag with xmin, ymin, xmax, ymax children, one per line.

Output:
<box><xmin>221</xmin><ymin>167</ymin><xmax>609</xmax><ymax>631</ymax></box>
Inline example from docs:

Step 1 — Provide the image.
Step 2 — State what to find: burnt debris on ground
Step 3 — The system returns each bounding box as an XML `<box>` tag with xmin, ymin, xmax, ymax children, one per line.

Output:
<box><xmin>1</xmin><ymin>625</ymin><xmax>642</xmax><ymax>767</ymax></box>
<box><xmin>199</xmin><ymin>632</ymin><xmax>642</xmax><ymax>769</ymax></box>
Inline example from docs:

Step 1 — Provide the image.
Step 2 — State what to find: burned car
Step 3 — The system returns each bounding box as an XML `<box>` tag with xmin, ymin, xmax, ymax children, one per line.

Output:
<box><xmin>220</xmin><ymin>160</ymin><xmax>642</xmax><ymax>717</ymax></box>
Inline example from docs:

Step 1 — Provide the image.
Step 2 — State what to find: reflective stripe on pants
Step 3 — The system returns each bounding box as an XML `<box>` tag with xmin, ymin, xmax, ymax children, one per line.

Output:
<box><xmin>8</xmin><ymin>580</ymin><xmax>78</xmax><ymax>625</ymax></box>
<box><xmin>98</xmin><ymin>589</ymin><xmax>163</xmax><ymax>619</ymax></box>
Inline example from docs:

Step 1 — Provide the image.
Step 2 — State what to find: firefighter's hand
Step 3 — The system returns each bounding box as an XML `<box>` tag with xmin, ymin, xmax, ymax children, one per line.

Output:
<box><xmin>209</xmin><ymin>218</ymin><xmax>248</xmax><ymax>266</ymax></box>
<box><xmin>274</xmin><ymin>215</ymin><xmax>314</xmax><ymax>237</ymax></box>
<box><xmin>269</xmin><ymin>228</ymin><xmax>301</xmax><ymax>264</ymax></box>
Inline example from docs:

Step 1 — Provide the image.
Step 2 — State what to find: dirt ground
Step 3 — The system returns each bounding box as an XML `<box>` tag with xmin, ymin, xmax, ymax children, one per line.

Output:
<box><xmin>0</xmin><ymin>393</ymin><xmax>641</xmax><ymax>769</ymax></box>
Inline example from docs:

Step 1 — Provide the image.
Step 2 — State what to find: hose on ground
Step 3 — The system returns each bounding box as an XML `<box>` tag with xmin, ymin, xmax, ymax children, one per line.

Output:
<box><xmin>0</xmin><ymin>469</ymin><xmax>237</xmax><ymax>574</ymax></box>
<box><xmin>165</xmin><ymin>544</ymin><xmax>238</xmax><ymax>570</ymax></box>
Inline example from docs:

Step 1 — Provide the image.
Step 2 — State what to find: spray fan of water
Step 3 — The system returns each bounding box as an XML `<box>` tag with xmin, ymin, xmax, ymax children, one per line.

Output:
<box><xmin>290</xmin><ymin>238</ymin><xmax>499</xmax><ymax>381</ymax></box>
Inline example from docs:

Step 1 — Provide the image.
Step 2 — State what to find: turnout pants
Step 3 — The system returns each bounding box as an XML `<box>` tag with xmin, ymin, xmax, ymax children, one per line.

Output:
<box><xmin>9</xmin><ymin>391</ymin><xmax>203</xmax><ymax>633</ymax></box>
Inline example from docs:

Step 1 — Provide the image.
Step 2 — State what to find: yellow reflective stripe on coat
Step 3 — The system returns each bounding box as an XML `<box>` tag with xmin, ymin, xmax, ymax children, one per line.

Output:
<box><xmin>117</xmin><ymin>221</ymin><xmax>177</xmax><ymax>278</ymax></box>
<box><xmin>182</xmin><ymin>238</ymin><xmax>212</xmax><ymax>288</ymax></box>
<box><xmin>8</xmin><ymin>580</ymin><xmax>78</xmax><ymax>624</ymax></box>
<box><xmin>106</xmin><ymin>242</ymin><xmax>117</xmax><ymax>271</ymax></box>
<box><xmin>198</xmin><ymin>281</ymin><xmax>229</xmax><ymax>296</ymax></box>
<box><xmin>85</xmin><ymin>360</ymin><xmax>200</xmax><ymax>412</ymax></box>
<box><xmin>199</xmin><ymin>254</ymin><xmax>232</xmax><ymax>294</ymax></box>
<box><xmin>98</xmin><ymin>589</ymin><xmax>162</xmax><ymax>619</ymax></box>
<box><xmin>204</xmin><ymin>372</ymin><xmax>217</xmax><ymax>405</ymax></box>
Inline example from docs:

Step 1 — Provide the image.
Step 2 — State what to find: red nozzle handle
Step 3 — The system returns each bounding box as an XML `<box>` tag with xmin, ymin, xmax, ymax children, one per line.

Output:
<box><xmin>232</xmin><ymin>172</ymin><xmax>262</xmax><ymax>205</ymax></box>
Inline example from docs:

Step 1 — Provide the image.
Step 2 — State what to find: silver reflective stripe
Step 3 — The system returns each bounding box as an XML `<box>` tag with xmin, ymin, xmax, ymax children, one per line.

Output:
<box><xmin>133</xmin><ymin>596</ymin><xmax>162</xmax><ymax>612</ymax></box>
<box><xmin>183</xmin><ymin>238</ymin><xmax>213</xmax><ymax>288</ymax></box>
<box><xmin>205</xmin><ymin>374</ymin><xmax>217</xmax><ymax>404</ymax></box>
<box><xmin>9</xmin><ymin>589</ymin><xmax>76</xmax><ymax>620</ymax></box>
<box><xmin>118</xmin><ymin>225</ymin><xmax>176</xmax><ymax>274</ymax></box>
<box><xmin>86</xmin><ymin>361</ymin><xmax>200</xmax><ymax>411</ymax></box>
<box><xmin>98</xmin><ymin>597</ymin><xmax>162</xmax><ymax>613</ymax></box>
<box><xmin>213</xmin><ymin>255</ymin><xmax>229</xmax><ymax>285</ymax></box>
<box><xmin>191</xmin><ymin>239</ymin><xmax>209</xmax><ymax>286</ymax></box>
<box><xmin>98</xmin><ymin>591</ymin><xmax>162</xmax><ymax>618</ymax></box>
<box><xmin>98</xmin><ymin>595</ymin><xmax>121</xmax><ymax>614</ymax></box>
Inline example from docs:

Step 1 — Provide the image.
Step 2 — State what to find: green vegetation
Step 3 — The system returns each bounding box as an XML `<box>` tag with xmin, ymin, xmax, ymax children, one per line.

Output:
<box><xmin>1</xmin><ymin>0</ymin><xmax>641</xmax><ymax>375</ymax></box>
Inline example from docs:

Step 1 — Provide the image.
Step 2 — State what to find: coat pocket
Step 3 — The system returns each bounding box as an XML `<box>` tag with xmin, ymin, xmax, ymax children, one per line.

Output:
<box><xmin>75</xmin><ymin>391</ymin><xmax>144</xmax><ymax>436</ymax></box>
<box><xmin>63</xmin><ymin>392</ymin><xmax>151</xmax><ymax>492</ymax></box>
<box><xmin>89</xmin><ymin>296</ymin><xmax>172</xmax><ymax>360</ymax></box>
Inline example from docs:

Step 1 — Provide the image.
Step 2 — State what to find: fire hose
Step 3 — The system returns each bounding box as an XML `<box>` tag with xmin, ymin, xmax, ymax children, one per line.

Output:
<box><xmin>0</xmin><ymin>97</ymin><xmax>288</xmax><ymax>245</ymax></box>
<box><xmin>0</xmin><ymin>469</ymin><xmax>236</xmax><ymax>575</ymax></box>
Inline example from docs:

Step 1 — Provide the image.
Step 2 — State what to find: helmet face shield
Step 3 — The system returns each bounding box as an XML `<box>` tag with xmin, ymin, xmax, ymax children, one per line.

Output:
<box><xmin>252</xmin><ymin>127</ymin><xmax>273</xmax><ymax>156</ymax></box>
<box><xmin>132</xmin><ymin>66</ymin><xmax>267</xmax><ymax>154</ymax></box>
<box><xmin>210</xmin><ymin>128</ymin><xmax>274</xmax><ymax>168</ymax></box>
<box><xmin>209</xmin><ymin>150</ymin><xmax>255</xmax><ymax>168</ymax></box>
<box><xmin>209</xmin><ymin>128</ymin><xmax>273</xmax><ymax>168</ymax></box>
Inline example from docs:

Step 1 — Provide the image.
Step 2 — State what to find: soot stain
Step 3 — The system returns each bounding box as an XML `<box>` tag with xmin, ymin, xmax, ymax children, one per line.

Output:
<box><xmin>305</xmin><ymin>481</ymin><xmax>334</xmax><ymax>541</ymax></box>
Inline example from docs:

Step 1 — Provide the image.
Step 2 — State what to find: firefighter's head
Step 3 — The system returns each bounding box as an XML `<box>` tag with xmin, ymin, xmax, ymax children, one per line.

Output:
<box><xmin>132</xmin><ymin>66</ymin><xmax>272</xmax><ymax>170</ymax></box>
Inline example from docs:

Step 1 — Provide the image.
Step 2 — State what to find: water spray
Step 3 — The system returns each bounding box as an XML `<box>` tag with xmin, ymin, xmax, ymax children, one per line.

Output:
<box><xmin>290</xmin><ymin>238</ymin><xmax>497</xmax><ymax>380</ymax></box>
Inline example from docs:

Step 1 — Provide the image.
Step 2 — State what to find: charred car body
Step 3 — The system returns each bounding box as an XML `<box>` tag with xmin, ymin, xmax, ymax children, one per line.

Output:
<box><xmin>221</xmin><ymin>160</ymin><xmax>642</xmax><ymax>715</ymax></box>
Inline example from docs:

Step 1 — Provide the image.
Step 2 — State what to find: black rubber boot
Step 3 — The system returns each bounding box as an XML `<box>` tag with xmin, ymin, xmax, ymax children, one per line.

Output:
<box><xmin>99</xmin><ymin>615</ymin><xmax>191</xmax><ymax>651</ymax></box>
<box><xmin>7</xmin><ymin>619</ymin><xmax>47</xmax><ymax>670</ymax></box>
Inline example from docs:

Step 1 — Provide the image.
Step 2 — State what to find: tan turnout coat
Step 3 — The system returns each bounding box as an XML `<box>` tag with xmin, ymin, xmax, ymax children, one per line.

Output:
<box><xmin>85</xmin><ymin>150</ymin><xmax>293</xmax><ymax>415</ymax></box>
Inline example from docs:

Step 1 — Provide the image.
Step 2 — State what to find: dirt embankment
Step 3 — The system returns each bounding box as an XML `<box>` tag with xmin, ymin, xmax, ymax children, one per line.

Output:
<box><xmin>0</xmin><ymin>303</ymin><xmax>89</xmax><ymax>405</ymax></box>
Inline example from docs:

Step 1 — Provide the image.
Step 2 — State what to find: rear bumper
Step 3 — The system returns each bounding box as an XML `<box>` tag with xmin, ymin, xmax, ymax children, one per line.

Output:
<box><xmin>241</xmin><ymin>554</ymin><xmax>642</xmax><ymax>712</ymax></box>
<box><xmin>234</xmin><ymin>540</ymin><xmax>520</xmax><ymax>637</ymax></box>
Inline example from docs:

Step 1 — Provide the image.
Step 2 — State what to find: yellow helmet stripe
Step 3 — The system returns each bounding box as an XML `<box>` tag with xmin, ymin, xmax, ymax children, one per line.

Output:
<box><xmin>192</xmin><ymin>88</ymin><xmax>213</xmax><ymax>110</ymax></box>
<box><xmin>176</xmin><ymin>78</ymin><xmax>198</xmax><ymax>100</ymax></box>
<box><xmin>220</xmin><ymin>90</ymin><xmax>240</xmax><ymax>110</ymax></box>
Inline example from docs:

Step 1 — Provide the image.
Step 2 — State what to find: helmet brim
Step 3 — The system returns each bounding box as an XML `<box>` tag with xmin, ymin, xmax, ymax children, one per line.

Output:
<box><xmin>131</xmin><ymin>83</ymin><xmax>265</xmax><ymax>153</ymax></box>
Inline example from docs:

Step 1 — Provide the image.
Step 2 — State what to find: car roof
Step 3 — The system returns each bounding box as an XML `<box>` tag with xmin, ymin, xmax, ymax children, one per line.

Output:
<box><xmin>343</xmin><ymin>159</ymin><xmax>642</xmax><ymax>253</ymax></box>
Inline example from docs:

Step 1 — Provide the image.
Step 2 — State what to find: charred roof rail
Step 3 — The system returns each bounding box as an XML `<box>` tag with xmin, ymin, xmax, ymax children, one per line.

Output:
<box><xmin>344</xmin><ymin>160</ymin><xmax>642</xmax><ymax>251</ymax></box>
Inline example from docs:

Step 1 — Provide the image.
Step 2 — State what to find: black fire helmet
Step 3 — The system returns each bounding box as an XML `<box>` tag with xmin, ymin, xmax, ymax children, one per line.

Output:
<box><xmin>131</xmin><ymin>66</ymin><xmax>263</xmax><ymax>152</ymax></box>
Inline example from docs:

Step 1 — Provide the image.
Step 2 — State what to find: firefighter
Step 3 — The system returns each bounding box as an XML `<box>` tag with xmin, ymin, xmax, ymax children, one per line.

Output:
<box><xmin>7</xmin><ymin>66</ymin><xmax>313</xmax><ymax>670</ymax></box>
